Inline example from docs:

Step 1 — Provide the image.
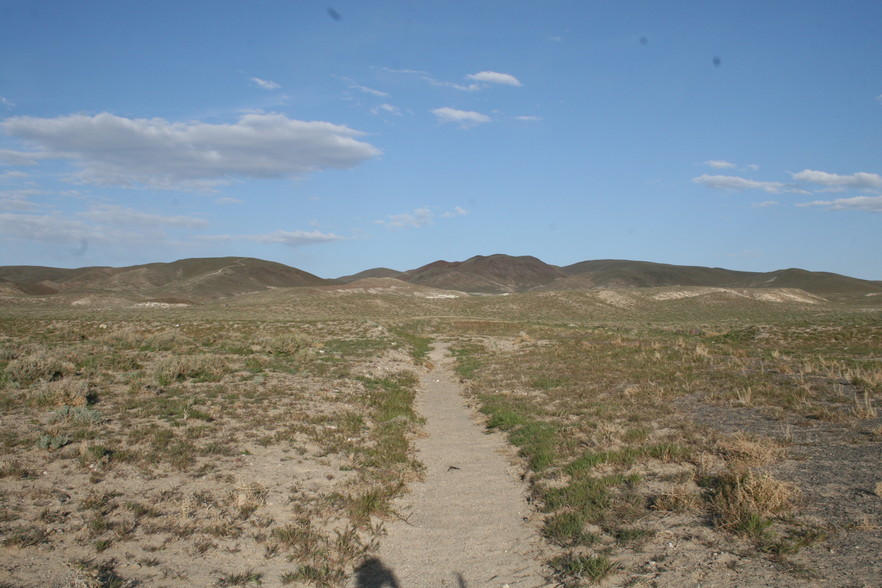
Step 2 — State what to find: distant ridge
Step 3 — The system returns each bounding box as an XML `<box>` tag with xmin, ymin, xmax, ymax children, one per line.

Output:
<box><xmin>1</xmin><ymin>255</ymin><xmax>879</xmax><ymax>300</ymax></box>
<box><xmin>402</xmin><ymin>254</ymin><xmax>567</xmax><ymax>293</ymax></box>
<box><xmin>549</xmin><ymin>259</ymin><xmax>881</xmax><ymax>296</ymax></box>
<box><xmin>0</xmin><ymin>257</ymin><xmax>328</xmax><ymax>300</ymax></box>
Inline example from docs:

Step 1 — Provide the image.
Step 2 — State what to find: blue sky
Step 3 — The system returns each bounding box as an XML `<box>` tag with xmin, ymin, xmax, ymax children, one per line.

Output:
<box><xmin>1</xmin><ymin>1</ymin><xmax>881</xmax><ymax>280</ymax></box>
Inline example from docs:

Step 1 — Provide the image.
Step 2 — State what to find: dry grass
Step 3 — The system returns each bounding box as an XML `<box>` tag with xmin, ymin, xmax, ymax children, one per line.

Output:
<box><xmin>709</xmin><ymin>470</ymin><xmax>800</xmax><ymax>535</ymax></box>
<box><xmin>0</xmin><ymin>317</ymin><xmax>427</xmax><ymax>586</ymax></box>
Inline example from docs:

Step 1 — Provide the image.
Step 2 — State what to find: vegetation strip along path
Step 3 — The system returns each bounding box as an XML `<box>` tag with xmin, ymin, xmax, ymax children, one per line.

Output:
<box><xmin>355</xmin><ymin>342</ymin><xmax>548</xmax><ymax>588</ymax></box>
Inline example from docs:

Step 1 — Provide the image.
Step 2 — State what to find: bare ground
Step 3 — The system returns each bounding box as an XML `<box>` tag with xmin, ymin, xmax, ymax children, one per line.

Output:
<box><xmin>353</xmin><ymin>343</ymin><xmax>550</xmax><ymax>588</ymax></box>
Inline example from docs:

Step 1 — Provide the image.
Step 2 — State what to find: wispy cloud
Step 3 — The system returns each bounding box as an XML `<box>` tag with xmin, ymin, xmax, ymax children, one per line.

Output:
<box><xmin>250</xmin><ymin>77</ymin><xmax>281</xmax><ymax>90</ymax></box>
<box><xmin>0</xmin><ymin>189</ymin><xmax>44</xmax><ymax>211</ymax></box>
<box><xmin>339</xmin><ymin>76</ymin><xmax>389</xmax><ymax>97</ymax></box>
<box><xmin>0</xmin><ymin>149</ymin><xmax>64</xmax><ymax>166</ymax></box>
<box><xmin>0</xmin><ymin>171</ymin><xmax>30</xmax><ymax>181</ymax></box>
<box><xmin>0</xmin><ymin>212</ymin><xmax>99</xmax><ymax>243</ymax></box>
<box><xmin>214</xmin><ymin>197</ymin><xmax>241</xmax><ymax>205</ymax></box>
<box><xmin>515</xmin><ymin>115</ymin><xmax>542</xmax><ymax>122</ymax></box>
<box><xmin>704</xmin><ymin>160</ymin><xmax>736</xmax><ymax>169</ymax></box>
<box><xmin>371</xmin><ymin>103</ymin><xmax>402</xmax><ymax>116</ymax></box>
<box><xmin>1</xmin><ymin>112</ymin><xmax>381</xmax><ymax>190</ymax></box>
<box><xmin>752</xmin><ymin>200</ymin><xmax>779</xmax><ymax>208</ymax></box>
<box><xmin>0</xmin><ymin>96</ymin><xmax>14</xmax><ymax>109</ymax></box>
<box><xmin>78</xmin><ymin>204</ymin><xmax>208</xmax><ymax>229</ymax></box>
<box><xmin>441</xmin><ymin>206</ymin><xmax>469</xmax><ymax>218</ymax></box>
<box><xmin>376</xmin><ymin>205</ymin><xmax>468</xmax><ymax>229</ymax></box>
<box><xmin>792</xmin><ymin>169</ymin><xmax>882</xmax><ymax>190</ymax></box>
<box><xmin>692</xmin><ymin>174</ymin><xmax>807</xmax><ymax>194</ymax></box>
<box><xmin>202</xmin><ymin>229</ymin><xmax>344</xmax><ymax>247</ymax></box>
<box><xmin>431</xmin><ymin>107</ymin><xmax>491</xmax><ymax>129</ymax></box>
<box><xmin>384</xmin><ymin>67</ymin><xmax>521</xmax><ymax>92</ymax></box>
<box><xmin>797</xmin><ymin>195</ymin><xmax>882</xmax><ymax>213</ymax></box>
<box><xmin>465</xmin><ymin>71</ymin><xmax>522</xmax><ymax>87</ymax></box>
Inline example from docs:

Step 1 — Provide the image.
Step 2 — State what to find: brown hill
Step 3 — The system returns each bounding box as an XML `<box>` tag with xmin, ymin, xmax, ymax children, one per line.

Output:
<box><xmin>335</xmin><ymin>268</ymin><xmax>403</xmax><ymax>283</ymax></box>
<box><xmin>0</xmin><ymin>257</ymin><xmax>328</xmax><ymax>300</ymax></box>
<box><xmin>401</xmin><ymin>254</ymin><xmax>566</xmax><ymax>293</ymax></box>
<box><xmin>2</xmin><ymin>255</ymin><xmax>879</xmax><ymax>303</ymax></box>
<box><xmin>555</xmin><ymin>259</ymin><xmax>882</xmax><ymax>297</ymax></box>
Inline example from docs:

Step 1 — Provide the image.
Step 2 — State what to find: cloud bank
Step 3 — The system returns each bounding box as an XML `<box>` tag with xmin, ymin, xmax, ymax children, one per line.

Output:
<box><xmin>1</xmin><ymin>112</ymin><xmax>381</xmax><ymax>190</ymax></box>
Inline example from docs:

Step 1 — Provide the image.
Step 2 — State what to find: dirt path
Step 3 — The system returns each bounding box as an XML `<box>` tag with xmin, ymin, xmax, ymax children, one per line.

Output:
<box><xmin>352</xmin><ymin>343</ymin><xmax>550</xmax><ymax>588</ymax></box>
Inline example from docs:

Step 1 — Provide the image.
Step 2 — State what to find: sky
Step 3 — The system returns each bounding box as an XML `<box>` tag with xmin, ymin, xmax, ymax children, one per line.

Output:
<box><xmin>1</xmin><ymin>1</ymin><xmax>881</xmax><ymax>280</ymax></box>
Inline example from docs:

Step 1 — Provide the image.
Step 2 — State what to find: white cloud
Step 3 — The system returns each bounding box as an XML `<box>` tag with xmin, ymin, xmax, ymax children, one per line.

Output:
<box><xmin>465</xmin><ymin>71</ymin><xmax>522</xmax><ymax>87</ymax></box>
<box><xmin>202</xmin><ymin>229</ymin><xmax>344</xmax><ymax>247</ymax></box>
<box><xmin>752</xmin><ymin>200</ymin><xmax>779</xmax><ymax>208</ymax></box>
<box><xmin>704</xmin><ymin>160</ymin><xmax>735</xmax><ymax>169</ymax></box>
<box><xmin>515</xmin><ymin>115</ymin><xmax>542</xmax><ymax>122</ymax></box>
<box><xmin>792</xmin><ymin>169</ymin><xmax>882</xmax><ymax>190</ymax></box>
<box><xmin>377</xmin><ymin>206</ymin><xmax>434</xmax><ymax>229</ymax></box>
<box><xmin>248</xmin><ymin>229</ymin><xmax>344</xmax><ymax>246</ymax></box>
<box><xmin>78</xmin><ymin>204</ymin><xmax>208</xmax><ymax>229</ymax></box>
<box><xmin>376</xmin><ymin>206</ymin><xmax>467</xmax><ymax>229</ymax></box>
<box><xmin>250</xmin><ymin>77</ymin><xmax>281</xmax><ymax>90</ymax></box>
<box><xmin>0</xmin><ymin>212</ymin><xmax>96</xmax><ymax>243</ymax></box>
<box><xmin>0</xmin><ymin>189</ymin><xmax>44</xmax><ymax>211</ymax></box>
<box><xmin>692</xmin><ymin>174</ymin><xmax>807</xmax><ymax>194</ymax></box>
<box><xmin>1</xmin><ymin>112</ymin><xmax>381</xmax><ymax>190</ymax></box>
<box><xmin>431</xmin><ymin>107</ymin><xmax>491</xmax><ymax>129</ymax></box>
<box><xmin>383</xmin><ymin>67</ymin><xmax>521</xmax><ymax>92</ymax></box>
<box><xmin>0</xmin><ymin>170</ymin><xmax>30</xmax><ymax>181</ymax></box>
<box><xmin>0</xmin><ymin>97</ymin><xmax>14</xmax><ymax>109</ymax></box>
<box><xmin>371</xmin><ymin>103</ymin><xmax>401</xmax><ymax>116</ymax></box>
<box><xmin>350</xmin><ymin>82</ymin><xmax>388</xmax><ymax>97</ymax></box>
<box><xmin>0</xmin><ymin>149</ymin><xmax>62</xmax><ymax>166</ymax></box>
<box><xmin>441</xmin><ymin>206</ymin><xmax>469</xmax><ymax>218</ymax></box>
<box><xmin>797</xmin><ymin>195</ymin><xmax>882</xmax><ymax>213</ymax></box>
<box><xmin>214</xmin><ymin>197</ymin><xmax>241</xmax><ymax>205</ymax></box>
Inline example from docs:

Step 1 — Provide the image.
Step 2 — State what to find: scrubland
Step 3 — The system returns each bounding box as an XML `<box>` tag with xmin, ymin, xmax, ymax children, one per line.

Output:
<box><xmin>1</xmin><ymin>288</ymin><xmax>880</xmax><ymax>586</ymax></box>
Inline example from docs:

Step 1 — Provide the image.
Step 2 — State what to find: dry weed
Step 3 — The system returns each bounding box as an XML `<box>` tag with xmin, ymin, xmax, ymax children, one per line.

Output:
<box><xmin>7</xmin><ymin>349</ymin><xmax>74</xmax><ymax>386</ymax></box>
<box><xmin>31</xmin><ymin>378</ymin><xmax>93</xmax><ymax>407</ymax></box>
<box><xmin>851</xmin><ymin>390</ymin><xmax>877</xmax><ymax>419</ymax></box>
<box><xmin>711</xmin><ymin>470</ymin><xmax>799</xmax><ymax>535</ymax></box>
<box><xmin>715</xmin><ymin>433</ymin><xmax>785</xmax><ymax>467</ymax></box>
<box><xmin>651</xmin><ymin>484</ymin><xmax>701</xmax><ymax>512</ymax></box>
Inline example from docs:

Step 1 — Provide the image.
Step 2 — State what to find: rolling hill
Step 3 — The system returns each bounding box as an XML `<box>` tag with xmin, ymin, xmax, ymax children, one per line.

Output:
<box><xmin>1</xmin><ymin>255</ymin><xmax>880</xmax><ymax>301</ymax></box>
<box><xmin>0</xmin><ymin>257</ymin><xmax>328</xmax><ymax>300</ymax></box>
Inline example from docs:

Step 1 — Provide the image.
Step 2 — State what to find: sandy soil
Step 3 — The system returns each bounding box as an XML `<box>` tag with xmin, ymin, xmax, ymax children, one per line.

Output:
<box><xmin>352</xmin><ymin>343</ymin><xmax>550</xmax><ymax>588</ymax></box>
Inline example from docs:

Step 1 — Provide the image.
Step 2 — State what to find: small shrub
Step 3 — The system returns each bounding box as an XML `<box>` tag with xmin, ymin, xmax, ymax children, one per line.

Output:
<box><xmin>264</xmin><ymin>333</ymin><xmax>313</xmax><ymax>357</ymax></box>
<box><xmin>52</xmin><ymin>405</ymin><xmax>105</xmax><ymax>425</ymax></box>
<box><xmin>543</xmin><ymin>511</ymin><xmax>597</xmax><ymax>546</ymax></box>
<box><xmin>152</xmin><ymin>355</ymin><xmax>227</xmax><ymax>385</ymax></box>
<box><xmin>37</xmin><ymin>433</ymin><xmax>71</xmax><ymax>450</ymax></box>
<box><xmin>549</xmin><ymin>552</ymin><xmax>617</xmax><ymax>586</ymax></box>
<box><xmin>31</xmin><ymin>379</ymin><xmax>93</xmax><ymax>407</ymax></box>
<box><xmin>710</xmin><ymin>470</ymin><xmax>799</xmax><ymax>540</ymax></box>
<box><xmin>7</xmin><ymin>350</ymin><xmax>73</xmax><ymax>385</ymax></box>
